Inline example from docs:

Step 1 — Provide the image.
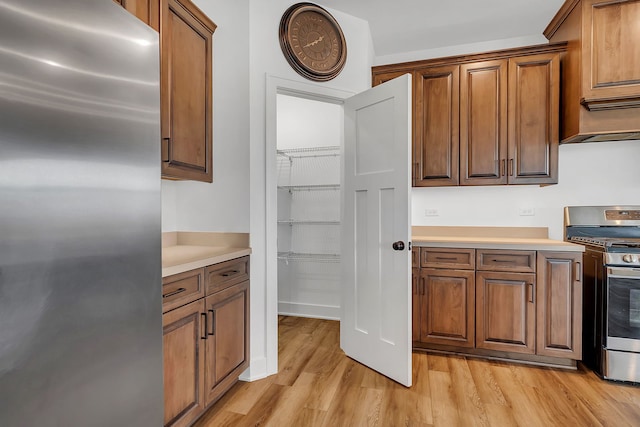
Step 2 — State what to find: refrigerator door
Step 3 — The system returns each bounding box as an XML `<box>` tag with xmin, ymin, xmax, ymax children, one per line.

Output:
<box><xmin>0</xmin><ymin>1</ymin><xmax>162</xmax><ymax>426</ymax></box>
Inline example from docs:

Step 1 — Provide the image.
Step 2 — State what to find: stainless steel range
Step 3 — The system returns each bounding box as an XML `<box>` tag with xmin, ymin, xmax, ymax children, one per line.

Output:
<box><xmin>565</xmin><ymin>206</ymin><xmax>640</xmax><ymax>383</ymax></box>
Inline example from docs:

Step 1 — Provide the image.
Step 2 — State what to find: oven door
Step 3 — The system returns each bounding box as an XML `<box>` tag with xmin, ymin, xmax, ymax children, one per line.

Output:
<box><xmin>606</xmin><ymin>267</ymin><xmax>640</xmax><ymax>352</ymax></box>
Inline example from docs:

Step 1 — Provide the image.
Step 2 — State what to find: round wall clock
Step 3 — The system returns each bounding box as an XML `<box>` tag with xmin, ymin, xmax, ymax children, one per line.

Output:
<box><xmin>279</xmin><ymin>3</ymin><xmax>347</xmax><ymax>82</ymax></box>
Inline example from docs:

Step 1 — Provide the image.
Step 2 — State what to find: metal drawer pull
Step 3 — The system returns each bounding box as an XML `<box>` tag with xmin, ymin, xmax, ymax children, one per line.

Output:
<box><xmin>528</xmin><ymin>283</ymin><xmax>534</xmax><ymax>303</ymax></box>
<box><xmin>163</xmin><ymin>287</ymin><xmax>186</xmax><ymax>298</ymax></box>
<box><xmin>208</xmin><ymin>310</ymin><xmax>216</xmax><ymax>335</ymax></box>
<box><xmin>201</xmin><ymin>313</ymin><xmax>207</xmax><ymax>340</ymax></box>
<box><xmin>435</xmin><ymin>257</ymin><xmax>458</xmax><ymax>261</ymax></box>
<box><xmin>491</xmin><ymin>259</ymin><xmax>517</xmax><ymax>263</ymax></box>
<box><xmin>220</xmin><ymin>269</ymin><xmax>240</xmax><ymax>277</ymax></box>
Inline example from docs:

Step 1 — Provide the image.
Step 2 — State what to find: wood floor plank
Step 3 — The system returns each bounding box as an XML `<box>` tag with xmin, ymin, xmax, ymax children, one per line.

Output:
<box><xmin>490</xmin><ymin>363</ymin><xmax>552</xmax><ymax>427</ymax></box>
<box><xmin>347</xmin><ymin>386</ymin><xmax>385</xmax><ymax>426</ymax></box>
<box><xmin>427</xmin><ymin>353</ymin><xmax>451</xmax><ymax>372</ymax></box>
<box><xmin>304</xmin><ymin>357</ymin><xmax>350</xmax><ymax>411</ymax></box>
<box><xmin>320</xmin><ymin>359</ymin><xmax>368</xmax><ymax>427</ymax></box>
<box><xmin>428</xmin><ymin>370</ymin><xmax>461</xmax><ymax>427</ymax></box>
<box><xmin>195</xmin><ymin>317</ymin><xmax>640</xmax><ymax>427</ymax></box>
<box><xmin>447</xmin><ymin>356</ymin><xmax>490</xmax><ymax>427</ymax></box>
<box><xmin>466</xmin><ymin>358</ymin><xmax>508</xmax><ymax>406</ymax></box>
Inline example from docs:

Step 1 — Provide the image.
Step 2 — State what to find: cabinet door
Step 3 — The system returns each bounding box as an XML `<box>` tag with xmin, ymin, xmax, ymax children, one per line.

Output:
<box><xmin>163</xmin><ymin>299</ymin><xmax>206</xmax><ymax>427</ymax></box>
<box><xmin>204</xmin><ymin>281</ymin><xmax>250</xmax><ymax>406</ymax></box>
<box><xmin>414</xmin><ymin>65</ymin><xmax>460</xmax><ymax>186</ymax></box>
<box><xmin>581</xmin><ymin>0</ymin><xmax>640</xmax><ymax>110</ymax></box>
<box><xmin>116</xmin><ymin>0</ymin><xmax>155</xmax><ymax>27</ymax></box>
<box><xmin>420</xmin><ymin>268</ymin><xmax>475</xmax><ymax>348</ymax></box>
<box><xmin>536</xmin><ymin>251</ymin><xmax>582</xmax><ymax>359</ymax></box>
<box><xmin>507</xmin><ymin>54</ymin><xmax>559</xmax><ymax>185</ymax></box>
<box><xmin>372</xmin><ymin>70</ymin><xmax>406</xmax><ymax>87</ymax></box>
<box><xmin>476</xmin><ymin>271</ymin><xmax>536</xmax><ymax>354</ymax></box>
<box><xmin>161</xmin><ymin>0</ymin><xmax>215</xmax><ymax>182</ymax></box>
<box><xmin>412</xmin><ymin>266</ymin><xmax>420</xmax><ymax>342</ymax></box>
<box><xmin>460</xmin><ymin>59</ymin><xmax>508</xmax><ymax>186</ymax></box>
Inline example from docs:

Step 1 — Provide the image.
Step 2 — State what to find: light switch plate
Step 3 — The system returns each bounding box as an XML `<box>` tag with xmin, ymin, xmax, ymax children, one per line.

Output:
<box><xmin>519</xmin><ymin>207</ymin><xmax>535</xmax><ymax>216</ymax></box>
<box><xmin>424</xmin><ymin>209</ymin><xmax>439</xmax><ymax>217</ymax></box>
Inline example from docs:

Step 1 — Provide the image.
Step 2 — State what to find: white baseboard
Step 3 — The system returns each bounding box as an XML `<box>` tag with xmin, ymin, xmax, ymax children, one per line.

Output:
<box><xmin>239</xmin><ymin>356</ymin><xmax>269</xmax><ymax>382</ymax></box>
<box><xmin>278</xmin><ymin>301</ymin><xmax>341</xmax><ymax>320</ymax></box>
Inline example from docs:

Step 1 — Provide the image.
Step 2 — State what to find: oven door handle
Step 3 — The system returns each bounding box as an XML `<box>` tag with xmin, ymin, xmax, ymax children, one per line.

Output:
<box><xmin>607</xmin><ymin>267</ymin><xmax>640</xmax><ymax>278</ymax></box>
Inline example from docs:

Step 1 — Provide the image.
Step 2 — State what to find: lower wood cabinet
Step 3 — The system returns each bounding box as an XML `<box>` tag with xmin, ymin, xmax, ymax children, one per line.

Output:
<box><xmin>419</xmin><ymin>268</ymin><xmax>475</xmax><ymax>348</ymax></box>
<box><xmin>412</xmin><ymin>247</ymin><xmax>582</xmax><ymax>365</ymax></box>
<box><xmin>475</xmin><ymin>271</ymin><xmax>536</xmax><ymax>354</ymax></box>
<box><xmin>162</xmin><ymin>256</ymin><xmax>250</xmax><ymax>427</ymax></box>
<box><xmin>163</xmin><ymin>299</ymin><xmax>206</xmax><ymax>427</ymax></box>
<box><xmin>536</xmin><ymin>252</ymin><xmax>582</xmax><ymax>360</ymax></box>
<box><xmin>203</xmin><ymin>281</ymin><xmax>249</xmax><ymax>405</ymax></box>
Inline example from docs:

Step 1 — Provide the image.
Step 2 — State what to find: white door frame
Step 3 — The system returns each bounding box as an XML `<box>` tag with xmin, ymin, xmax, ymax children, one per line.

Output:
<box><xmin>265</xmin><ymin>75</ymin><xmax>354</xmax><ymax>374</ymax></box>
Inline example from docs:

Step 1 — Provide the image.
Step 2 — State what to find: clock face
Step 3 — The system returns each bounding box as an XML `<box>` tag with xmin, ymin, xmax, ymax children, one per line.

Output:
<box><xmin>279</xmin><ymin>3</ymin><xmax>347</xmax><ymax>82</ymax></box>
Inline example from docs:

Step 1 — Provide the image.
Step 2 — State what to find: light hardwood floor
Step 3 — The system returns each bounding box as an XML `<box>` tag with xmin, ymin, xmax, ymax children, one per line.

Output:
<box><xmin>195</xmin><ymin>316</ymin><xmax>640</xmax><ymax>427</ymax></box>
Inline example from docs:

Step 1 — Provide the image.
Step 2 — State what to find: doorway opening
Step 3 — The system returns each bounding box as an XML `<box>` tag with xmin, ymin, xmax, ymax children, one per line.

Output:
<box><xmin>264</xmin><ymin>76</ymin><xmax>353</xmax><ymax>375</ymax></box>
<box><xmin>276</xmin><ymin>95</ymin><xmax>342</xmax><ymax>320</ymax></box>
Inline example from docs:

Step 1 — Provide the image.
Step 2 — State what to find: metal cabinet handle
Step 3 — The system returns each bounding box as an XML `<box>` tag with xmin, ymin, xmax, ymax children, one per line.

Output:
<box><xmin>392</xmin><ymin>241</ymin><xmax>405</xmax><ymax>251</ymax></box>
<box><xmin>208</xmin><ymin>309</ymin><xmax>215</xmax><ymax>336</ymax></box>
<box><xmin>528</xmin><ymin>283</ymin><xmax>534</xmax><ymax>303</ymax></box>
<box><xmin>501</xmin><ymin>159</ymin><xmax>506</xmax><ymax>176</ymax></box>
<box><xmin>162</xmin><ymin>287</ymin><xmax>186</xmax><ymax>299</ymax></box>
<box><xmin>436</xmin><ymin>257</ymin><xmax>458</xmax><ymax>261</ymax></box>
<box><xmin>492</xmin><ymin>259</ymin><xmax>516</xmax><ymax>263</ymax></box>
<box><xmin>420</xmin><ymin>277</ymin><xmax>426</xmax><ymax>295</ymax></box>
<box><xmin>574</xmin><ymin>262</ymin><xmax>582</xmax><ymax>282</ymax></box>
<box><xmin>509</xmin><ymin>159</ymin><xmax>514</xmax><ymax>176</ymax></box>
<box><xmin>200</xmin><ymin>313</ymin><xmax>207</xmax><ymax>340</ymax></box>
<box><xmin>161</xmin><ymin>137</ymin><xmax>170</xmax><ymax>163</ymax></box>
<box><xmin>221</xmin><ymin>270</ymin><xmax>239</xmax><ymax>277</ymax></box>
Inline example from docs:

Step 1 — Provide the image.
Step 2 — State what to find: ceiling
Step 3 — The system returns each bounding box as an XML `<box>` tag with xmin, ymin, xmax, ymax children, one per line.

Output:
<box><xmin>317</xmin><ymin>0</ymin><xmax>566</xmax><ymax>58</ymax></box>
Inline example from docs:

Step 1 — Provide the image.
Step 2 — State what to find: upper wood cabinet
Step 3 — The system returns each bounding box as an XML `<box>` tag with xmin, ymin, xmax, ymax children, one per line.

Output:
<box><xmin>460</xmin><ymin>60</ymin><xmax>508</xmax><ymax>186</ymax></box>
<box><xmin>372</xmin><ymin>43</ymin><xmax>564</xmax><ymax>187</ymax></box>
<box><xmin>507</xmin><ymin>54</ymin><xmax>559</xmax><ymax>184</ymax></box>
<box><xmin>160</xmin><ymin>0</ymin><xmax>215</xmax><ymax>182</ymax></box>
<box><xmin>118</xmin><ymin>0</ymin><xmax>215</xmax><ymax>182</ymax></box>
<box><xmin>545</xmin><ymin>0</ymin><xmax>640</xmax><ymax>143</ymax></box>
<box><xmin>115</xmin><ymin>0</ymin><xmax>156</xmax><ymax>26</ymax></box>
<box><xmin>414</xmin><ymin>65</ymin><xmax>460</xmax><ymax>186</ymax></box>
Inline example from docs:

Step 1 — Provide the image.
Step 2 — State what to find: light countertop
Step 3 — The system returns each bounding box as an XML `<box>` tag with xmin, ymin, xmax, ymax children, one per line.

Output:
<box><xmin>162</xmin><ymin>232</ymin><xmax>251</xmax><ymax>277</ymax></box>
<box><xmin>412</xmin><ymin>226</ymin><xmax>584</xmax><ymax>252</ymax></box>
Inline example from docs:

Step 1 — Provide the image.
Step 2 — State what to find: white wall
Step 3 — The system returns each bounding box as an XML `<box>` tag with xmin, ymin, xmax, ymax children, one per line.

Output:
<box><xmin>249</xmin><ymin>0</ymin><xmax>374</xmax><ymax>379</ymax></box>
<box><xmin>161</xmin><ymin>0</ymin><xmax>251</xmax><ymax>233</ymax></box>
<box><xmin>412</xmin><ymin>139</ymin><xmax>640</xmax><ymax>239</ymax></box>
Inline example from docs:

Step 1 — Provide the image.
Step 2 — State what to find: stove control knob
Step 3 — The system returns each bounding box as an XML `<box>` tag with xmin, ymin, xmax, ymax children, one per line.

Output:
<box><xmin>622</xmin><ymin>254</ymin><xmax>636</xmax><ymax>263</ymax></box>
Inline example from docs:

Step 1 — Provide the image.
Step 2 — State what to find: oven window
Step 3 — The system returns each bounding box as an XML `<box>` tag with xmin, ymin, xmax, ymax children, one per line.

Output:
<box><xmin>608</xmin><ymin>277</ymin><xmax>640</xmax><ymax>340</ymax></box>
<box><xmin>631</xmin><ymin>289</ymin><xmax>640</xmax><ymax>328</ymax></box>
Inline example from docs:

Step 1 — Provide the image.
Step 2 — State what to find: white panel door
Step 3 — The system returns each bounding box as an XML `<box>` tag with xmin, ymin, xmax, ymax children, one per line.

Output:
<box><xmin>341</xmin><ymin>74</ymin><xmax>412</xmax><ymax>387</ymax></box>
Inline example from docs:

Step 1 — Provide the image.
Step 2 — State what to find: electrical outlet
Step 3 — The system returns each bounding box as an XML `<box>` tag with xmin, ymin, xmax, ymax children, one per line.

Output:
<box><xmin>519</xmin><ymin>207</ymin><xmax>535</xmax><ymax>216</ymax></box>
<box><xmin>424</xmin><ymin>209</ymin><xmax>439</xmax><ymax>217</ymax></box>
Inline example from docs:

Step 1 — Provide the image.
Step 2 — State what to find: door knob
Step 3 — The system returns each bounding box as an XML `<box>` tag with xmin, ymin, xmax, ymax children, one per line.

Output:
<box><xmin>392</xmin><ymin>241</ymin><xmax>405</xmax><ymax>251</ymax></box>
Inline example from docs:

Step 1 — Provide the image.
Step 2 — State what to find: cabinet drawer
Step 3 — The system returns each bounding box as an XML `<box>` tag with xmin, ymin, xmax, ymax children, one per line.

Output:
<box><xmin>421</xmin><ymin>248</ymin><xmax>475</xmax><ymax>270</ymax></box>
<box><xmin>162</xmin><ymin>268</ymin><xmax>205</xmax><ymax>313</ymax></box>
<box><xmin>476</xmin><ymin>250</ymin><xmax>535</xmax><ymax>273</ymax></box>
<box><xmin>205</xmin><ymin>256</ymin><xmax>250</xmax><ymax>295</ymax></box>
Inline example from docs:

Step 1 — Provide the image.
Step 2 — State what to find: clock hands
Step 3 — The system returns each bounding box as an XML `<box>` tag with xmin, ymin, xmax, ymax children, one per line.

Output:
<box><xmin>303</xmin><ymin>35</ymin><xmax>324</xmax><ymax>48</ymax></box>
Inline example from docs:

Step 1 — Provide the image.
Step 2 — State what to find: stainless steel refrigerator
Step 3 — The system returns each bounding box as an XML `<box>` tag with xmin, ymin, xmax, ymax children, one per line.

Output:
<box><xmin>0</xmin><ymin>0</ymin><xmax>163</xmax><ymax>425</ymax></box>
